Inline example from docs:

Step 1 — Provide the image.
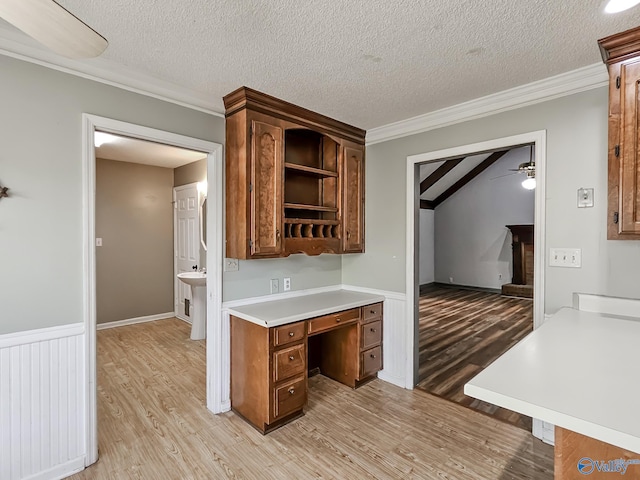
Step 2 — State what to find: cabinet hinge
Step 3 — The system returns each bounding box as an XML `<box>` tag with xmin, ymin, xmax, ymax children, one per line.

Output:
<box><xmin>249</xmin><ymin>183</ymin><xmax>253</xmax><ymax>192</ymax></box>
<box><xmin>615</xmin><ymin>145</ymin><xmax>620</xmax><ymax>157</ymax></box>
<box><xmin>616</xmin><ymin>76</ymin><xmax>621</xmax><ymax>89</ymax></box>
<box><xmin>249</xmin><ymin>239</ymin><xmax>253</xmax><ymax>247</ymax></box>
<box><xmin>614</xmin><ymin>212</ymin><xmax>619</xmax><ymax>224</ymax></box>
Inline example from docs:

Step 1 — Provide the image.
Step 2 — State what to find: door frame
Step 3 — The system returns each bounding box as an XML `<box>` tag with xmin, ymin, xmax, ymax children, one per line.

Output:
<box><xmin>405</xmin><ymin>130</ymin><xmax>547</xmax><ymax>389</ymax></box>
<box><xmin>82</xmin><ymin>114</ymin><xmax>224</xmax><ymax>465</ymax></box>
<box><xmin>173</xmin><ymin>182</ymin><xmax>200</xmax><ymax>322</ymax></box>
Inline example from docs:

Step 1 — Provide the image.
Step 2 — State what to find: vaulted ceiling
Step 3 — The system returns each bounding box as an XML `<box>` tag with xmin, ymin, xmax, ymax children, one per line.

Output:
<box><xmin>1</xmin><ymin>1</ymin><xmax>640</xmax><ymax>130</ymax></box>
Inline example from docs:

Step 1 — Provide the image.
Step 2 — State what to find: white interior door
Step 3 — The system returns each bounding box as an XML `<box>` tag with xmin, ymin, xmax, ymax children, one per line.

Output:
<box><xmin>174</xmin><ymin>183</ymin><xmax>200</xmax><ymax>321</ymax></box>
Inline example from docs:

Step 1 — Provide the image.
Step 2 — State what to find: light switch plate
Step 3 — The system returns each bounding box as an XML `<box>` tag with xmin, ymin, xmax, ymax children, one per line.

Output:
<box><xmin>224</xmin><ymin>258</ymin><xmax>239</xmax><ymax>272</ymax></box>
<box><xmin>96</xmin><ymin>237</ymin><xmax>103</xmax><ymax>247</ymax></box>
<box><xmin>577</xmin><ymin>188</ymin><xmax>594</xmax><ymax>208</ymax></box>
<box><xmin>549</xmin><ymin>248</ymin><xmax>582</xmax><ymax>268</ymax></box>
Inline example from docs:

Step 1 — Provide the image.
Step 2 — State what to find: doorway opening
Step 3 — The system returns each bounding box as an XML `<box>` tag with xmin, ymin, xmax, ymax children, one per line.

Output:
<box><xmin>82</xmin><ymin>115</ymin><xmax>223</xmax><ymax>466</ymax></box>
<box><xmin>415</xmin><ymin>146</ymin><xmax>535</xmax><ymax>430</ymax></box>
<box><xmin>405</xmin><ymin>131</ymin><xmax>546</xmax><ymax>437</ymax></box>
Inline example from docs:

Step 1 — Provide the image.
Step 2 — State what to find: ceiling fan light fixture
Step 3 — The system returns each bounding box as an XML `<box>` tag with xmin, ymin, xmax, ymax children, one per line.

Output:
<box><xmin>0</xmin><ymin>0</ymin><xmax>108</xmax><ymax>59</ymax></box>
<box><xmin>521</xmin><ymin>177</ymin><xmax>536</xmax><ymax>190</ymax></box>
<box><xmin>604</xmin><ymin>0</ymin><xmax>640</xmax><ymax>13</ymax></box>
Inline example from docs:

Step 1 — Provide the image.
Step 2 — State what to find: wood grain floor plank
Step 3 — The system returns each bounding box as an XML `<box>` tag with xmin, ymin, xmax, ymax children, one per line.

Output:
<box><xmin>417</xmin><ymin>285</ymin><xmax>534</xmax><ymax>430</ymax></box>
<box><xmin>68</xmin><ymin>317</ymin><xmax>552</xmax><ymax>480</ymax></box>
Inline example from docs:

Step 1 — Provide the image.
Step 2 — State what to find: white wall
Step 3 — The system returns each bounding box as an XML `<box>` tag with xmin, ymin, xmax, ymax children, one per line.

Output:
<box><xmin>419</xmin><ymin>209</ymin><xmax>434</xmax><ymax>285</ymax></box>
<box><xmin>0</xmin><ymin>55</ymin><xmax>223</xmax><ymax>336</ymax></box>
<box><xmin>433</xmin><ymin>147</ymin><xmax>534</xmax><ymax>289</ymax></box>
<box><xmin>344</xmin><ymin>86</ymin><xmax>640</xmax><ymax>315</ymax></box>
<box><xmin>0</xmin><ymin>55</ymin><xmax>345</xmax><ymax>334</ymax></box>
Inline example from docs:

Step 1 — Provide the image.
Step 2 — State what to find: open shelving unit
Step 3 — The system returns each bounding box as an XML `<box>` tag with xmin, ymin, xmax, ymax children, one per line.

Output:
<box><xmin>224</xmin><ymin>86</ymin><xmax>365</xmax><ymax>258</ymax></box>
<box><xmin>283</xmin><ymin>129</ymin><xmax>341</xmax><ymax>253</ymax></box>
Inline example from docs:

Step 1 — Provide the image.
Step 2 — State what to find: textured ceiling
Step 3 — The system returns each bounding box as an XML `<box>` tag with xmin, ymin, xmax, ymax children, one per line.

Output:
<box><xmin>5</xmin><ymin>1</ymin><xmax>640</xmax><ymax>129</ymax></box>
<box><xmin>96</xmin><ymin>134</ymin><xmax>206</xmax><ymax>168</ymax></box>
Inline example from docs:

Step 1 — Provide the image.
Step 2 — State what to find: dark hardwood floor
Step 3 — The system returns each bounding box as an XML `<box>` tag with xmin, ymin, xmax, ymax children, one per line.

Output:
<box><xmin>417</xmin><ymin>284</ymin><xmax>534</xmax><ymax>430</ymax></box>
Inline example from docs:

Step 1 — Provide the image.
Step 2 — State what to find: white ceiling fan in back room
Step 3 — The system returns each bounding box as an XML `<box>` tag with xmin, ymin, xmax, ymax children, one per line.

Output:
<box><xmin>0</xmin><ymin>0</ymin><xmax>107</xmax><ymax>59</ymax></box>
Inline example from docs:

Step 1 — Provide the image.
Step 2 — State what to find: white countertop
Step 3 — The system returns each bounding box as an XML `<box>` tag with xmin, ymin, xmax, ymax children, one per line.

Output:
<box><xmin>465</xmin><ymin>307</ymin><xmax>640</xmax><ymax>453</ymax></box>
<box><xmin>227</xmin><ymin>290</ymin><xmax>386</xmax><ymax>327</ymax></box>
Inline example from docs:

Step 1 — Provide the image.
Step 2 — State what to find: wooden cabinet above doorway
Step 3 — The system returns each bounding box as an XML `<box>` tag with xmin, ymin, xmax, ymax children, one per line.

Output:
<box><xmin>224</xmin><ymin>87</ymin><xmax>366</xmax><ymax>259</ymax></box>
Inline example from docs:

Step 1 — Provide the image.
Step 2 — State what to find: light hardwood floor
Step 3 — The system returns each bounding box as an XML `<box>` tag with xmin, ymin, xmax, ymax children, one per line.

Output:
<box><xmin>417</xmin><ymin>285</ymin><xmax>533</xmax><ymax>430</ymax></box>
<box><xmin>69</xmin><ymin>318</ymin><xmax>553</xmax><ymax>479</ymax></box>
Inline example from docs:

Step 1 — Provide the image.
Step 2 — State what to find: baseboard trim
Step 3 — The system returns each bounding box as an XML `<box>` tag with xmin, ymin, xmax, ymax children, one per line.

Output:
<box><xmin>432</xmin><ymin>282</ymin><xmax>502</xmax><ymax>295</ymax></box>
<box><xmin>96</xmin><ymin>312</ymin><xmax>175</xmax><ymax>330</ymax></box>
<box><xmin>23</xmin><ymin>456</ymin><xmax>85</xmax><ymax>480</ymax></box>
<box><xmin>377</xmin><ymin>371</ymin><xmax>407</xmax><ymax>389</ymax></box>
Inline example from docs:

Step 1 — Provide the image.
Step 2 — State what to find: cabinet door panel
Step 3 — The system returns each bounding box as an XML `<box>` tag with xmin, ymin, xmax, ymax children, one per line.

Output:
<box><xmin>251</xmin><ymin>121</ymin><xmax>283</xmax><ymax>255</ymax></box>
<box><xmin>342</xmin><ymin>145</ymin><xmax>365</xmax><ymax>252</ymax></box>
<box><xmin>620</xmin><ymin>61</ymin><xmax>640</xmax><ymax>234</ymax></box>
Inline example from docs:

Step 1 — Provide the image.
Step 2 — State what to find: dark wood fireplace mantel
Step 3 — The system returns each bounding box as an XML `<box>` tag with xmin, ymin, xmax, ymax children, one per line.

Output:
<box><xmin>506</xmin><ymin>224</ymin><xmax>534</xmax><ymax>286</ymax></box>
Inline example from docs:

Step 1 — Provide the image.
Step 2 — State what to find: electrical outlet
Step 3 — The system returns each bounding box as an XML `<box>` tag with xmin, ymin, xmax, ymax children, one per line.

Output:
<box><xmin>449</xmin><ymin>277</ymin><xmax>454</xmax><ymax>284</ymax></box>
<box><xmin>270</xmin><ymin>278</ymin><xmax>279</xmax><ymax>294</ymax></box>
<box><xmin>549</xmin><ymin>248</ymin><xmax>582</xmax><ymax>268</ymax></box>
<box><xmin>283</xmin><ymin>277</ymin><xmax>291</xmax><ymax>291</ymax></box>
<box><xmin>96</xmin><ymin>237</ymin><xmax>103</xmax><ymax>247</ymax></box>
<box><xmin>224</xmin><ymin>258</ymin><xmax>239</xmax><ymax>272</ymax></box>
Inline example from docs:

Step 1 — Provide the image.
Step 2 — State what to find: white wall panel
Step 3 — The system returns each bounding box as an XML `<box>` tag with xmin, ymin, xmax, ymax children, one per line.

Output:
<box><xmin>0</xmin><ymin>324</ymin><xmax>85</xmax><ymax>480</ymax></box>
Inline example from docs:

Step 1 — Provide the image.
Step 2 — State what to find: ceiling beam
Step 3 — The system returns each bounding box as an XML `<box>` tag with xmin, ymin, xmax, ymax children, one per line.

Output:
<box><xmin>420</xmin><ymin>157</ymin><xmax>465</xmax><ymax>194</ymax></box>
<box><xmin>431</xmin><ymin>150</ymin><xmax>509</xmax><ymax>208</ymax></box>
<box><xmin>420</xmin><ymin>199</ymin><xmax>435</xmax><ymax>210</ymax></box>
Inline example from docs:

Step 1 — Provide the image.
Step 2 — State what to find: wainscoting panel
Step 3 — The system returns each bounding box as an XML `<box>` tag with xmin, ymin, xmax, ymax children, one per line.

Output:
<box><xmin>342</xmin><ymin>286</ymin><xmax>408</xmax><ymax>388</ymax></box>
<box><xmin>0</xmin><ymin>324</ymin><xmax>86</xmax><ymax>480</ymax></box>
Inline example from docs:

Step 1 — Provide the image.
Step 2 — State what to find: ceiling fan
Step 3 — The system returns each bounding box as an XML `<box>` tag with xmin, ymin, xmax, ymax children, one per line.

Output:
<box><xmin>491</xmin><ymin>145</ymin><xmax>536</xmax><ymax>189</ymax></box>
<box><xmin>0</xmin><ymin>0</ymin><xmax>108</xmax><ymax>59</ymax></box>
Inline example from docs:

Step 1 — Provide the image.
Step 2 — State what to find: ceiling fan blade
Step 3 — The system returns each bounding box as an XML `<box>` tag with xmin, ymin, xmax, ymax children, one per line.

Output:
<box><xmin>0</xmin><ymin>0</ymin><xmax>108</xmax><ymax>59</ymax></box>
<box><xmin>491</xmin><ymin>172</ymin><xmax>519</xmax><ymax>180</ymax></box>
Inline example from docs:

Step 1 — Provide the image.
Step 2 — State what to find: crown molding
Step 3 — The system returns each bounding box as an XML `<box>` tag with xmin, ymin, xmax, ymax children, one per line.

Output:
<box><xmin>0</xmin><ymin>28</ymin><xmax>224</xmax><ymax>118</ymax></box>
<box><xmin>366</xmin><ymin>63</ymin><xmax>608</xmax><ymax>145</ymax></box>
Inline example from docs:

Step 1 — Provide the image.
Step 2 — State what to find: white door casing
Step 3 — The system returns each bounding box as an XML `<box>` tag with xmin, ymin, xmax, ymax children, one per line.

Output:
<box><xmin>82</xmin><ymin>114</ymin><xmax>224</xmax><ymax>468</ymax></box>
<box><xmin>174</xmin><ymin>183</ymin><xmax>200</xmax><ymax>322</ymax></box>
<box><xmin>406</xmin><ymin>130</ymin><xmax>547</xmax><ymax>439</ymax></box>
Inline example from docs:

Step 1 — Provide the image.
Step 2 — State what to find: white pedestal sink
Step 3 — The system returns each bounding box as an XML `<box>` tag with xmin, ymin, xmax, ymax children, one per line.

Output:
<box><xmin>177</xmin><ymin>272</ymin><xmax>206</xmax><ymax>340</ymax></box>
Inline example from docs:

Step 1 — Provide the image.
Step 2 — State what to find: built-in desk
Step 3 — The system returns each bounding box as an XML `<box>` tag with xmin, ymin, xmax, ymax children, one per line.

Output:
<box><xmin>465</xmin><ymin>305</ymin><xmax>640</xmax><ymax>479</ymax></box>
<box><xmin>228</xmin><ymin>290</ymin><xmax>385</xmax><ymax>433</ymax></box>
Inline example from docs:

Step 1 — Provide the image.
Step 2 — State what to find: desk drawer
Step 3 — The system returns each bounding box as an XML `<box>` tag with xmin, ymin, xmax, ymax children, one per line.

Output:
<box><xmin>360</xmin><ymin>346</ymin><xmax>382</xmax><ymax>378</ymax></box>
<box><xmin>274</xmin><ymin>376</ymin><xmax>306</xmax><ymax>419</ymax></box>
<box><xmin>363</xmin><ymin>302</ymin><xmax>383</xmax><ymax>322</ymax></box>
<box><xmin>273</xmin><ymin>344</ymin><xmax>305</xmax><ymax>383</ymax></box>
<box><xmin>307</xmin><ymin>308</ymin><xmax>360</xmax><ymax>335</ymax></box>
<box><xmin>272</xmin><ymin>321</ymin><xmax>305</xmax><ymax>347</ymax></box>
<box><xmin>361</xmin><ymin>320</ymin><xmax>382</xmax><ymax>350</ymax></box>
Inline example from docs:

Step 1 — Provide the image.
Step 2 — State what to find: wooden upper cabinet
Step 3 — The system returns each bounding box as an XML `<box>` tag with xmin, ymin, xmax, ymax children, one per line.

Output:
<box><xmin>224</xmin><ymin>87</ymin><xmax>367</xmax><ymax>258</ymax></box>
<box><xmin>250</xmin><ymin>121</ymin><xmax>283</xmax><ymax>256</ymax></box>
<box><xmin>342</xmin><ymin>144</ymin><xmax>365</xmax><ymax>253</ymax></box>
<box><xmin>599</xmin><ymin>27</ymin><xmax>640</xmax><ymax>239</ymax></box>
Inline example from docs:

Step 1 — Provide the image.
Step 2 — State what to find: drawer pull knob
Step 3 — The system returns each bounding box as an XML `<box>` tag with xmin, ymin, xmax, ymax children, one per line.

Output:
<box><xmin>370</xmin><ymin>328</ymin><xmax>376</xmax><ymax>332</ymax></box>
<box><xmin>288</xmin><ymin>332</ymin><xmax>295</xmax><ymax>337</ymax></box>
<box><xmin>370</xmin><ymin>354</ymin><xmax>376</xmax><ymax>359</ymax></box>
<box><xmin>336</xmin><ymin>318</ymin><xmax>341</xmax><ymax>322</ymax></box>
<box><xmin>370</xmin><ymin>310</ymin><xmax>376</xmax><ymax>314</ymax></box>
<box><xmin>288</xmin><ymin>388</ymin><xmax>295</xmax><ymax>395</ymax></box>
<box><xmin>289</xmin><ymin>355</ymin><xmax>295</xmax><ymax>361</ymax></box>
